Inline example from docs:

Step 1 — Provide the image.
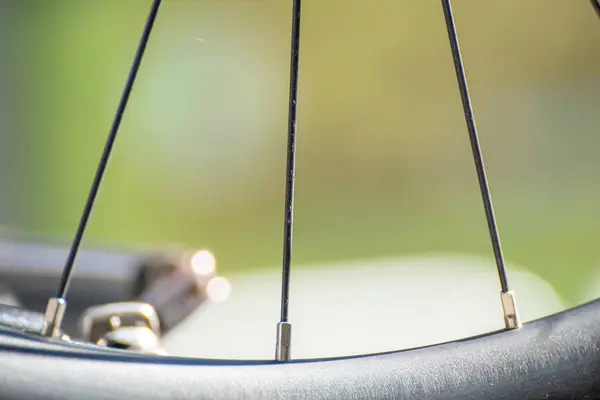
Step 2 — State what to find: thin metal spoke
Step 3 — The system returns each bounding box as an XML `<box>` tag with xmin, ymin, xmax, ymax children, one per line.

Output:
<box><xmin>41</xmin><ymin>0</ymin><xmax>163</xmax><ymax>338</ymax></box>
<box><xmin>275</xmin><ymin>0</ymin><xmax>303</xmax><ymax>362</ymax></box>
<box><xmin>592</xmin><ymin>0</ymin><xmax>600</xmax><ymax>19</ymax></box>
<box><xmin>440</xmin><ymin>0</ymin><xmax>521</xmax><ymax>329</ymax></box>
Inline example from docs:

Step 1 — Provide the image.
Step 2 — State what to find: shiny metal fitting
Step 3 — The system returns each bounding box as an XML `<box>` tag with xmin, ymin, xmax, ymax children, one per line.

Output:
<box><xmin>79</xmin><ymin>302</ymin><xmax>160</xmax><ymax>344</ymax></box>
<box><xmin>275</xmin><ymin>322</ymin><xmax>292</xmax><ymax>361</ymax></box>
<box><xmin>97</xmin><ymin>326</ymin><xmax>165</xmax><ymax>355</ymax></box>
<box><xmin>41</xmin><ymin>297</ymin><xmax>67</xmax><ymax>338</ymax></box>
<box><xmin>500</xmin><ymin>290</ymin><xmax>521</xmax><ymax>330</ymax></box>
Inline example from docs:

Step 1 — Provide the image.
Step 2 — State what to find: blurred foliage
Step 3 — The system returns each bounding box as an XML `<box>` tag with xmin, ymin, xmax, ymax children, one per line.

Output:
<box><xmin>1</xmin><ymin>1</ymin><xmax>600</xmax><ymax>305</ymax></box>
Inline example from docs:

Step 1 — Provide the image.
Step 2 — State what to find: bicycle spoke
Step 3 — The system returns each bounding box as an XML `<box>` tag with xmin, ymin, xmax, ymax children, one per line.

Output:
<box><xmin>592</xmin><ymin>0</ymin><xmax>600</xmax><ymax>19</ymax></box>
<box><xmin>275</xmin><ymin>0</ymin><xmax>303</xmax><ymax>362</ymax></box>
<box><xmin>41</xmin><ymin>0</ymin><xmax>163</xmax><ymax>338</ymax></box>
<box><xmin>440</xmin><ymin>0</ymin><xmax>521</xmax><ymax>330</ymax></box>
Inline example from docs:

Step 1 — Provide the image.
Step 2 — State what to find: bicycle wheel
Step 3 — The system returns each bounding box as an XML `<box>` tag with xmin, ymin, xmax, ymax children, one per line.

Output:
<box><xmin>1</xmin><ymin>1</ymin><xmax>600</xmax><ymax>399</ymax></box>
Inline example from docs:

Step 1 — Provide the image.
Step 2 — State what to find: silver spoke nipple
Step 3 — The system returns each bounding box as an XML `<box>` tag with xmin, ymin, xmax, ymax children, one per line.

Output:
<box><xmin>275</xmin><ymin>321</ymin><xmax>292</xmax><ymax>361</ymax></box>
<box><xmin>41</xmin><ymin>297</ymin><xmax>67</xmax><ymax>338</ymax></box>
<box><xmin>500</xmin><ymin>290</ymin><xmax>521</xmax><ymax>330</ymax></box>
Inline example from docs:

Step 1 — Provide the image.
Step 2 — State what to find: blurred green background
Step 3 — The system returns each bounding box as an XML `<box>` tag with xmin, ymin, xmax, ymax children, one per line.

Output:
<box><xmin>1</xmin><ymin>1</ymin><xmax>599</xmax><ymax>306</ymax></box>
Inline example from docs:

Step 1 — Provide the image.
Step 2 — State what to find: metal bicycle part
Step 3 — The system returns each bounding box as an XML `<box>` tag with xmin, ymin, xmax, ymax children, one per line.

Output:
<box><xmin>82</xmin><ymin>303</ymin><xmax>165</xmax><ymax>354</ymax></box>
<box><xmin>79</xmin><ymin>302</ymin><xmax>160</xmax><ymax>342</ymax></box>
<box><xmin>97</xmin><ymin>327</ymin><xmax>165</xmax><ymax>355</ymax></box>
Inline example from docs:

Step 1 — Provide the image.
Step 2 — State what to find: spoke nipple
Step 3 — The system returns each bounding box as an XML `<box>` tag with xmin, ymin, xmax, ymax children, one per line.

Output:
<box><xmin>500</xmin><ymin>290</ymin><xmax>521</xmax><ymax>330</ymax></box>
<box><xmin>41</xmin><ymin>297</ymin><xmax>67</xmax><ymax>338</ymax></box>
<box><xmin>275</xmin><ymin>321</ymin><xmax>292</xmax><ymax>361</ymax></box>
